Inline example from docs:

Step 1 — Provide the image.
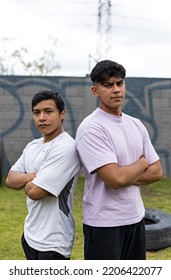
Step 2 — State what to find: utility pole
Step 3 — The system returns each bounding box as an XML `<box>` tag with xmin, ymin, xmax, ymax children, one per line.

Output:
<box><xmin>97</xmin><ymin>0</ymin><xmax>112</xmax><ymax>62</ymax></box>
<box><xmin>88</xmin><ymin>0</ymin><xmax>112</xmax><ymax>72</ymax></box>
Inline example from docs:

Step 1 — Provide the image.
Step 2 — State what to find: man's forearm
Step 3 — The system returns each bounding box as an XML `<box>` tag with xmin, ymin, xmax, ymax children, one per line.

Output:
<box><xmin>25</xmin><ymin>181</ymin><xmax>53</xmax><ymax>200</ymax></box>
<box><xmin>135</xmin><ymin>160</ymin><xmax>163</xmax><ymax>186</ymax></box>
<box><xmin>97</xmin><ymin>156</ymin><xmax>149</xmax><ymax>189</ymax></box>
<box><xmin>6</xmin><ymin>171</ymin><xmax>36</xmax><ymax>190</ymax></box>
<box><xmin>115</xmin><ymin>156</ymin><xmax>149</xmax><ymax>188</ymax></box>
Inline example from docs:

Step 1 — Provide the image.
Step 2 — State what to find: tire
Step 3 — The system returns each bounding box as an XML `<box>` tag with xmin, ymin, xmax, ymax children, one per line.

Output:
<box><xmin>145</xmin><ymin>208</ymin><xmax>171</xmax><ymax>250</ymax></box>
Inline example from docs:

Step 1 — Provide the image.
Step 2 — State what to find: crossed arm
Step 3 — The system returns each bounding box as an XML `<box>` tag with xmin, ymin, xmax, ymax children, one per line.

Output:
<box><xmin>6</xmin><ymin>171</ymin><xmax>52</xmax><ymax>200</ymax></box>
<box><xmin>96</xmin><ymin>157</ymin><xmax>163</xmax><ymax>189</ymax></box>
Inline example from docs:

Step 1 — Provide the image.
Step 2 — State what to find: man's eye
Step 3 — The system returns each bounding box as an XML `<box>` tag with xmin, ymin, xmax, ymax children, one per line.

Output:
<box><xmin>33</xmin><ymin>111</ymin><xmax>39</xmax><ymax>115</ymax></box>
<box><xmin>117</xmin><ymin>81</ymin><xmax>124</xmax><ymax>86</ymax></box>
<box><xmin>104</xmin><ymin>83</ymin><xmax>111</xmax><ymax>87</ymax></box>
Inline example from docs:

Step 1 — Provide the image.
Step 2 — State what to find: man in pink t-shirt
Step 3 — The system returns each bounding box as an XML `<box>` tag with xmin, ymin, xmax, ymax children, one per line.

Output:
<box><xmin>75</xmin><ymin>60</ymin><xmax>163</xmax><ymax>260</ymax></box>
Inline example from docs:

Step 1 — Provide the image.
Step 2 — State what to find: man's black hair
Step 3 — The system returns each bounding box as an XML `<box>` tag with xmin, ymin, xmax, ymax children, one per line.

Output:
<box><xmin>32</xmin><ymin>90</ymin><xmax>65</xmax><ymax>113</ymax></box>
<box><xmin>90</xmin><ymin>60</ymin><xmax>126</xmax><ymax>84</ymax></box>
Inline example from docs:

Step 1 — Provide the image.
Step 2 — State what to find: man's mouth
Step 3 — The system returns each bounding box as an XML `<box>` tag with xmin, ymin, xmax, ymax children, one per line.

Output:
<box><xmin>38</xmin><ymin>124</ymin><xmax>49</xmax><ymax>127</ymax></box>
<box><xmin>111</xmin><ymin>96</ymin><xmax>122</xmax><ymax>99</ymax></box>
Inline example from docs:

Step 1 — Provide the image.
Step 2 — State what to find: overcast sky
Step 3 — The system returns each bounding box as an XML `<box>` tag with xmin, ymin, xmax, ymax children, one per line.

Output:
<box><xmin>1</xmin><ymin>0</ymin><xmax>171</xmax><ymax>78</ymax></box>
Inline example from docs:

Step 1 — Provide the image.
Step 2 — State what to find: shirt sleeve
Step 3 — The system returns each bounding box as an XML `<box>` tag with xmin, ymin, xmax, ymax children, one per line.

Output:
<box><xmin>141</xmin><ymin>123</ymin><xmax>159</xmax><ymax>164</ymax></box>
<box><xmin>76</xmin><ymin>127</ymin><xmax>118</xmax><ymax>174</ymax></box>
<box><xmin>32</xmin><ymin>142</ymin><xmax>80</xmax><ymax>197</ymax></box>
<box><xmin>10</xmin><ymin>145</ymin><xmax>29</xmax><ymax>173</ymax></box>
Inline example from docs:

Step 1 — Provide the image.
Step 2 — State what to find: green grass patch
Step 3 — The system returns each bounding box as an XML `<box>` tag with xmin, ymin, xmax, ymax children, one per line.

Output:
<box><xmin>0</xmin><ymin>176</ymin><xmax>171</xmax><ymax>259</ymax></box>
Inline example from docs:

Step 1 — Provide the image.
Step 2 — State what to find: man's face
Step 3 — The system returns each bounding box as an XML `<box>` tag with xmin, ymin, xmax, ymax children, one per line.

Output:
<box><xmin>91</xmin><ymin>76</ymin><xmax>126</xmax><ymax>116</ymax></box>
<box><xmin>32</xmin><ymin>99</ymin><xmax>65</xmax><ymax>142</ymax></box>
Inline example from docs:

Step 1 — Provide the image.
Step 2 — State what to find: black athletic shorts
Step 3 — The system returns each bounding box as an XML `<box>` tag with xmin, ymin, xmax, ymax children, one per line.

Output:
<box><xmin>21</xmin><ymin>233</ymin><xmax>70</xmax><ymax>260</ymax></box>
<box><xmin>83</xmin><ymin>219</ymin><xmax>146</xmax><ymax>260</ymax></box>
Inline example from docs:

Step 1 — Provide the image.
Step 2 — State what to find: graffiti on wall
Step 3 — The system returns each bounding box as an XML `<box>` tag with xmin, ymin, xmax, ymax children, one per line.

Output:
<box><xmin>0</xmin><ymin>77</ymin><xmax>92</xmax><ymax>175</ymax></box>
<box><xmin>0</xmin><ymin>77</ymin><xmax>171</xmax><ymax>177</ymax></box>
<box><xmin>124</xmin><ymin>79</ymin><xmax>171</xmax><ymax>177</ymax></box>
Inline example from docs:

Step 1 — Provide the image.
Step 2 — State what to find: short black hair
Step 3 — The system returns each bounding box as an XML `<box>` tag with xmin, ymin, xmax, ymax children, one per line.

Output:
<box><xmin>90</xmin><ymin>60</ymin><xmax>126</xmax><ymax>84</ymax></box>
<box><xmin>31</xmin><ymin>90</ymin><xmax>65</xmax><ymax>113</ymax></box>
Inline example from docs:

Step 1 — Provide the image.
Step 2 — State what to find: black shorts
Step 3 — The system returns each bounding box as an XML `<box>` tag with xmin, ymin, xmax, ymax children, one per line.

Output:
<box><xmin>21</xmin><ymin>234</ymin><xmax>70</xmax><ymax>260</ymax></box>
<box><xmin>83</xmin><ymin>219</ymin><xmax>146</xmax><ymax>260</ymax></box>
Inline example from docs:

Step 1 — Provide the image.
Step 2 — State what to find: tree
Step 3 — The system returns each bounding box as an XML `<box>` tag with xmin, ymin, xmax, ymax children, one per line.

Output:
<box><xmin>0</xmin><ymin>37</ymin><xmax>61</xmax><ymax>75</ymax></box>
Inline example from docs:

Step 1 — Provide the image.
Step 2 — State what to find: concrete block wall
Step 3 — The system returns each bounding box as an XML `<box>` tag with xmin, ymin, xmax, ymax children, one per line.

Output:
<box><xmin>0</xmin><ymin>75</ymin><xmax>171</xmax><ymax>178</ymax></box>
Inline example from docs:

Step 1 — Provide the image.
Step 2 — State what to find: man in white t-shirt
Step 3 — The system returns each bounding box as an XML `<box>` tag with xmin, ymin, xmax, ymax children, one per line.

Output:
<box><xmin>6</xmin><ymin>90</ymin><xmax>81</xmax><ymax>260</ymax></box>
<box><xmin>75</xmin><ymin>60</ymin><xmax>163</xmax><ymax>260</ymax></box>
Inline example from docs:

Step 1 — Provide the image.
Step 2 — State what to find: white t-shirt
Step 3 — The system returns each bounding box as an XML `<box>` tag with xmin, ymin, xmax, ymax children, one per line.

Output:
<box><xmin>75</xmin><ymin>108</ymin><xmax>159</xmax><ymax>227</ymax></box>
<box><xmin>11</xmin><ymin>132</ymin><xmax>80</xmax><ymax>257</ymax></box>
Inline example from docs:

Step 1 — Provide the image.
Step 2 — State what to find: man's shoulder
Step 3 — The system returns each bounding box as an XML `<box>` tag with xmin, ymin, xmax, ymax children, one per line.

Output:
<box><xmin>52</xmin><ymin>133</ymin><xmax>76</xmax><ymax>153</ymax></box>
<box><xmin>76</xmin><ymin>109</ymin><xmax>109</xmax><ymax>141</ymax></box>
<box><xmin>25</xmin><ymin>137</ymin><xmax>43</xmax><ymax>148</ymax></box>
<box><xmin>53</xmin><ymin>132</ymin><xmax>74</xmax><ymax>145</ymax></box>
<box><xmin>78</xmin><ymin>109</ymin><xmax>101</xmax><ymax>130</ymax></box>
<box><xmin>123</xmin><ymin>112</ymin><xmax>141</xmax><ymax>123</ymax></box>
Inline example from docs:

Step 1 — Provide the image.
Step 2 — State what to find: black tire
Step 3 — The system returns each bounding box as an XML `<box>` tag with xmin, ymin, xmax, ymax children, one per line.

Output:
<box><xmin>145</xmin><ymin>208</ymin><xmax>171</xmax><ymax>250</ymax></box>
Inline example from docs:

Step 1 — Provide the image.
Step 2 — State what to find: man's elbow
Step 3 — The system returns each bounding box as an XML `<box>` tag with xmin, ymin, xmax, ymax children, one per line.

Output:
<box><xmin>157</xmin><ymin>168</ymin><xmax>163</xmax><ymax>181</ymax></box>
<box><xmin>26</xmin><ymin>191</ymin><xmax>39</xmax><ymax>200</ymax></box>
<box><xmin>25</xmin><ymin>186</ymin><xmax>40</xmax><ymax>200</ymax></box>
<box><xmin>6</xmin><ymin>177</ymin><xmax>11</xmax><ymax>188</ymax></box>
<box><xmin>6</xmin><ymin>177</ymin><xmax>15</xmax><ymax>189</ymax></box>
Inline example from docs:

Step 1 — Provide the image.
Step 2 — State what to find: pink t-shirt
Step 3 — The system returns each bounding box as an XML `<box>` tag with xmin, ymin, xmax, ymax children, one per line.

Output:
<box><xmin>75</xmin><ymin>108</ymin><xmax>159</xmax><ymax>227</ymax></box>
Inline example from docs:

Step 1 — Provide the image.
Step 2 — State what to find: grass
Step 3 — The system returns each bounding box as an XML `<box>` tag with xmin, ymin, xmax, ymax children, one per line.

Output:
<box><xmin>0</xmin><ymin>178</ymin><xmax>27</xmax><ymax>259</ymax></box>
<box><xmin>0</xmin><ymin>176</ymin><xmax>171</xmax><ymax>259</ymax></box>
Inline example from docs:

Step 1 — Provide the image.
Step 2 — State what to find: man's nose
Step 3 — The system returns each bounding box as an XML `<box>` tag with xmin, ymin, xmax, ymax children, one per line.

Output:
<box><xmin>39</xmin><ymin>112</ymin><xmax>46</xmax><ymax>121</ymax></box>
<box><xmin>112</xmin><ymin>87</ymin><xmax>120</xmax><ymax>94</ymax></box>
<box><xmin>112</xmin><ymin>84</ymin><xmax>120</xmax><ymax>93</ymax></box>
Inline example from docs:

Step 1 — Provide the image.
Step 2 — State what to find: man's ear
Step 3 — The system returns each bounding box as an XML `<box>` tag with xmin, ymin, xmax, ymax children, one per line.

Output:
<box><xmin>91</xmin><ymin>86</ymin><xmax>99</xmax><ymax>97</ymax></box>
<box><xmin>60</xmin><ymin>109</ymin><xmax>65</xmax><ymax>122</ymax></box>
